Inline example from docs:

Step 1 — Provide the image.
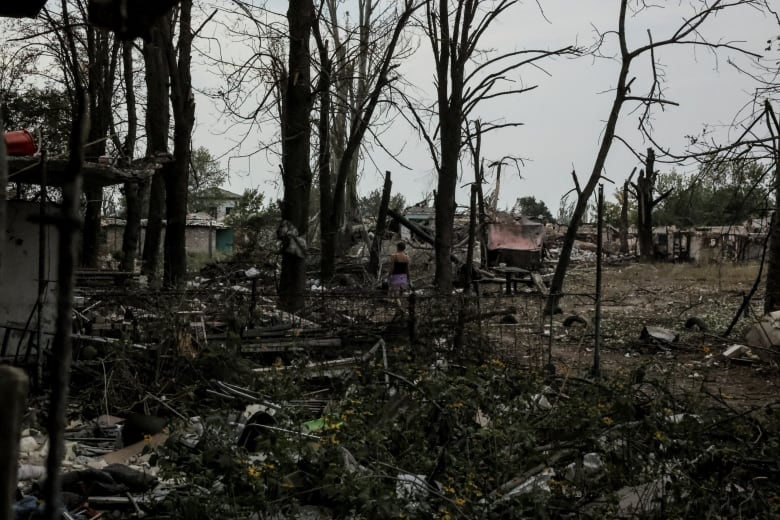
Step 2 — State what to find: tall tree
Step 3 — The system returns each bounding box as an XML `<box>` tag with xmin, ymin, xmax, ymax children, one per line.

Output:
<box><xmin>162</xmin><ymin>0</ymin><xmax>196</xmax><ymax>288</ymax></box>
<box><xmin>118</xmin><ymin>41</ymin><xmax>140</xmax><ymax>272</ymax></box>
<box><xmin>35</xmin><ymin>5</ymin><xmax>120</xmax><ymax>267</ymax></box>
<box><xmin>419</xmin><ymin>0</ymin><xmax>575</xmax><ymax>291</ymax></box>
<box><xmin>546</xmin><ymin>0</ymin><xmax>763</xmax><ymax>312</ymax></box>
<box><xmin>82</xmin><ymin>23</ymin><xmax>119</xmax><ymax>268</ymax></box>
<box><xmin>763</xmin><ymin>102</ymin><xmax>780</xmax><ymax>312</ymax></box>
<box><xmin>319</xmin><ymin>0</ymin><xmax>421</xmax><ymax>281</ymax></box>
<box><xmin>140</xmin><ymin>16</ymin><xmax>171</xmax><ymax>282</ymax></box>
<box><xmin>278</xmin><ymin>0</ymin><xmax>314</xmax><ymax>310</ymax></box>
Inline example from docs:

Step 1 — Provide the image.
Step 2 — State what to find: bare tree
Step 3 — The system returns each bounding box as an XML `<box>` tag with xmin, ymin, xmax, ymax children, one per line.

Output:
<box><xmin>546</xmin><ymin>0</ymin><xmax>764</xmax><ymax>312</ymax></box>
<box><xmin>162</xmin><ymin>1</ymin><xmax>196</xmax><ymax>288</ymax></box>
<box><xmin>140</xmin><ymin>16</ymin><xmax>171</xmax><ymax>282</ymax></box>
<box><xmin>278</xmin><ymin>0</ymin><xmax>315</xmax><ymax>310</ymax></box>
<box><xmin>118</xmin><ymin>41</ymin><xmax>140</xmax><ymax>272</ymax></box>
<box><xmin>319</xmin><ymin>0</ymin><xmax>422</xmax><ymax>280</ymax></box>
<box><xmin>30</xmin><ymin>3</ymin><xmax>120</xmax><ymax>268</ymax></box>
<box><xmin>414</xmin><ymin>0</ymin><xmax>575</xmax><ymax>291</ymax></box>
<box><xmin>633</xmin><ymin>148</ymin><xmax>673</xmax><ymax>260</ymax></box>
<box><xmin>762</xmin><ymin>102</ymin><xmax>780</xmax><ymax>311</ymax></box>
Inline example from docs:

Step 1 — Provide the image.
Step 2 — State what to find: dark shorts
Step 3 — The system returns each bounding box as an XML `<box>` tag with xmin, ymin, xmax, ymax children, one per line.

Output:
<box><xmin>388</xmin><ymin>274</ymin><xmax>409</xmax><ymax>291</ymax></box>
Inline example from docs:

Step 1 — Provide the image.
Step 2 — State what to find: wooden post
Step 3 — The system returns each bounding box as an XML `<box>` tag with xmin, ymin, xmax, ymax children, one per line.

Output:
<box><xmin>0</xmin><ymin>366</ymin><xmax>29</xmax><ymax>520</ymax></box>
<box><xmin>368</xmin><ymin>171</ymin><xmax>391</xmax><ymax>278</ymax></box>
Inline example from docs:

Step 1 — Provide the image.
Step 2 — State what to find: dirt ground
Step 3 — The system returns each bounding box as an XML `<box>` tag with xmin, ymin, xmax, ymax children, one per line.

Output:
<box><xmin>540</xmin><ymin>260</ymin><xmax>779</xmax><ymax>408</ymax></box>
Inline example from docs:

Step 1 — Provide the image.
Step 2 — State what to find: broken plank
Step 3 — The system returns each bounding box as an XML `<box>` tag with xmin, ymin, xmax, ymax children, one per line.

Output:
<box><xmin>99</xmin><ymin>432</ymin><xmax>168</xmax><ymax>465</ymax></box>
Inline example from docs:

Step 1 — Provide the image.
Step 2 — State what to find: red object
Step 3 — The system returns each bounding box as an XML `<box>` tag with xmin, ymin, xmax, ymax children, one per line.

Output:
<box><xmin>3</xmin><ymin>130</ymin><xmax>36</xmax><ymax>156</ymax></box>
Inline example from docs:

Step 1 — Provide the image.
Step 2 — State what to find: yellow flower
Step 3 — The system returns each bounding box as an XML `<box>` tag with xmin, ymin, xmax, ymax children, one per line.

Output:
<box><xmin>448</xmin><ymin>401</ymin><xmax>465</xmax><ymax>409</ymax></box>
<box><xmin>654</xmin><ymin>430</ymin><xmax>667</xmax><ymax>441</ymax></box>
<box><xmin>263</xmin><ymin>462</ymin><xmax>276</xmax><ymax>470</ymax></box>
<box><xmin>602</xmin><ymin>416</ymin><xmax>614</xmax><ymax>426</ymax></box>
<box><xmin>454</xmin><ymin>497</ymin><xmax>466</xmax><ymax>507</ymax></box>
<box><xmin>329</xmin><ymin>434</ymin><xmax>340</xmax><ymax>445</ymax></box>
<box><xmin>143</xmin><ymin>434</ymin><xmax>153</xmax><ymax>443</ymax></box>
<box><xmin>702</xmin><ymin>345</ymin><xmax>711</xmax><ymax>353</ymax></box>
<box><xmin>247</xmin><ymin>466</ymin><xmax>261</xmax><ymax>479</ymax></box>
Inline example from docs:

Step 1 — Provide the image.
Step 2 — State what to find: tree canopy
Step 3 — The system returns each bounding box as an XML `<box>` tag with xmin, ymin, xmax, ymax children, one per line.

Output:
<box><xmin>653</xmin><ymin>161</ymin><xmax>772</xmax><ymax>227</ymax></box>
<box><xmin>188</xmin><ymin>146</ymin><xmax>229</xmax><ymax>213</ymax></box>
<box><xmin>512</xmin><ymin>196</ymin><xmax>553</xmax><ymax>221</ymax></box>
<box><xmin>1</xmin><ymin>87</ymin><xmax>70</xmax><ymax>155</ymax></box>
<box><xmin>358</xmin><ymin>189</ymin><xmax>406</xmax><ymax>219</ymax></box>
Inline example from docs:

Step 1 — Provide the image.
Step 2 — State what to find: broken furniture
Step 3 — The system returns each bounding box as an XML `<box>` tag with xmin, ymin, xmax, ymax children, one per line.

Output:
<box><xmin>492</xmin><ymin>266</ymin><xmax>531</xmax><ymax>295</ymax></box>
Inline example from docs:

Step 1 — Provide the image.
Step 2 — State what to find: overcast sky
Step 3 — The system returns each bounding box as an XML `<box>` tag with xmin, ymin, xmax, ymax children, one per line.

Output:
<box><xmin>190</xmin><ymin>0</ymin><xmax>780</xmax><ymax>215</ymax></box>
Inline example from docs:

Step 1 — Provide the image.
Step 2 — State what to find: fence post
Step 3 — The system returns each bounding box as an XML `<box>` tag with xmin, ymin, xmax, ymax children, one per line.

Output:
<box><xmin>0</xmin><ymin>366</ymin><xmax>29</xmax><ymax>520</ymax></box>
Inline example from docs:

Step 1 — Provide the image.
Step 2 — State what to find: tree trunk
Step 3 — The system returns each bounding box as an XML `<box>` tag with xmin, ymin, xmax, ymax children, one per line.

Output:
<box><xmin>346</xmin><ymin>158</ymin><xmax>360</xmax><ymax>223</ymax></box>
<box><xmin>279</xmin><ymin>0</ymin><xmax>314</xmax><ymax>310</ymax></box>
<box><xmin>546</xmin><ymin>47</ymin><xmax>631</xmax><ymax>312</ymax></box>
<box><xmin>433</xmin><ymin>0</ymin><xmax>465</xmax><ymax>292</ymax></box>
<box><xmin>120</xmin><ymin>41</ymin><xmax>140</xmax><ymax>273</ymax></box>
<box><xmin>315</xmin><ymin>34</ymin><xmax>333</xmax><ymax>282</ymax></box>
<box><xmin>636</xmin><ymin>148</ymin><xmax>656</xmax><ymax>261</ymax></box>
<box><xmin>81</xmin><ymin>28</ymin><xmax>118</xmax><ymax>269</ymax></box>
<box><xmin>435</xmin><ymin>108</ymin><xmax>461</xmax><ymax>291</ymax></box>
<box><xmin>81</xmin><ymin>190</ymin><xmax>102</xmax><ymax>267</ymax></box>
<box><xmin>163</xmin><ymin>0</ymin><xmax>195</xmax><ymax>289</ymax></box>
<box><xmin>369</xmin><ymin>171</ymin><xmax>392</xmax><ymax>277</ymax></box>
<box><xmin>142</xmin><ymin>173</ymin><xmax>165</xmax><ymax>278</ymax></box>
<box><xmin>320</xmin><ymin>2</ymin><xmax>417</xmax><ymax>280</ymax></box>
<box><xmin>121</xmin><ymin>183</ymin><xmax>141</xmax><ymax>272</ymax></box>
<box><xmin>140</xmin><ymin>17</ymin><xmax>170</xmax><ymax>282</ymax></box>
<box><xmin>619</xmin><ymin>174</ymin><xmax>632</xmax><ymax>254</ymax></box>
<box><xmin>764</xmin><ymin>102</ymin><xmax>780</xmax><ymax>312</ymax></box>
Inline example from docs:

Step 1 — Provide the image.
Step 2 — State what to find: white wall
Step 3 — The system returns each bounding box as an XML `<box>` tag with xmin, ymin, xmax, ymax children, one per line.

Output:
<box><xmin>0</xmin><ymin>201</ymin><xmax>59</xmax><ymax>347</ymax></box>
